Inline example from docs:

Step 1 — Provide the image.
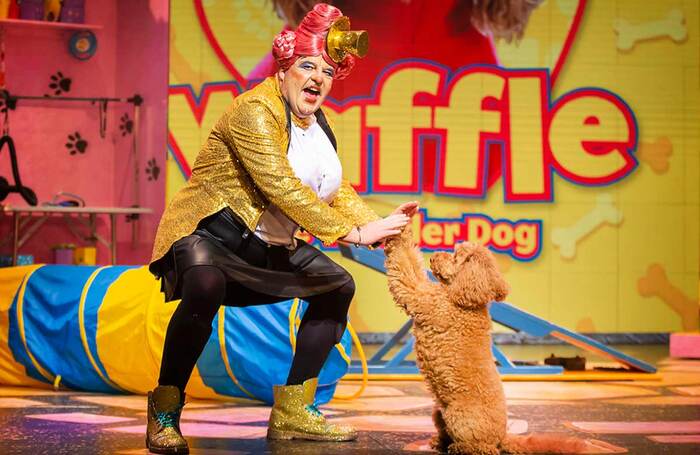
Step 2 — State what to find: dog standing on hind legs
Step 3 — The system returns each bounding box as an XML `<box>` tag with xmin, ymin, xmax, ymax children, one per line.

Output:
<box><xmin>384</xmin><ymin>225</ymin><xmax>626</xmax><ymax>454</ymax></box>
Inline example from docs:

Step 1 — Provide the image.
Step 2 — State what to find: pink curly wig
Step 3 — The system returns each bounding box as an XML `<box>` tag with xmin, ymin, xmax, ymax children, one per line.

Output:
<box><xmin>272</xmin><ymin>3</ymin><xmax>356</xmax><ymax>80</ymax></box>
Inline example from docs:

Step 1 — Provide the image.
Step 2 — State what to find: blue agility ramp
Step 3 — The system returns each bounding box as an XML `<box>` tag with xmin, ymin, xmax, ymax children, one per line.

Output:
<box><xmin>339</xmin><ymin>245</ymin><xmax>656</xmax><ymax>376</ymax></box>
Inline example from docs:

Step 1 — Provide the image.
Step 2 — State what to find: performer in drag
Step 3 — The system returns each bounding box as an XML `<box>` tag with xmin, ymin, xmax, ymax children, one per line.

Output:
<box><xmin>146</xmin><ymin>3</ymin><xmax>418</xmax><ymax>453</ymax></box>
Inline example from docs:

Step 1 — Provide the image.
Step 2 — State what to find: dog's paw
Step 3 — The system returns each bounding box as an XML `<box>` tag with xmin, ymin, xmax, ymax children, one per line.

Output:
<box><xmin>447</xmin><ymin>441</ymin><xmax>499</xmax><ymax>455</ymax></box>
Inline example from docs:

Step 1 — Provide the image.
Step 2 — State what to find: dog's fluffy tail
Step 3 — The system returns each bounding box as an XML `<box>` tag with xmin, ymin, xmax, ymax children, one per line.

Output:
<box><xmin>500</xmin><ymin>433</ymin><xmax>627</xmax><ymax>454</ymax></box>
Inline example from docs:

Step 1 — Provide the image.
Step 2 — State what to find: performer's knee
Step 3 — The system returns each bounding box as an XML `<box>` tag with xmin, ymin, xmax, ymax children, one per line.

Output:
<box><xmin>302</xmin><ymin>271</ymin><xmax>355</xmax><ymax>343</ymax></box>
<box><xmin>338</xmin><ymin>273</ymin><xmax>356</xmax><ymax>304</ymax></box>
<box><xmin>333</xmin><ymin>275</ymin><xmax>355</xmax><ymax>342</ymax></box>
<box><xmin>180</xmin><ymin>265</ymin><xmax>226</xmax><ymax>320</ymax></box>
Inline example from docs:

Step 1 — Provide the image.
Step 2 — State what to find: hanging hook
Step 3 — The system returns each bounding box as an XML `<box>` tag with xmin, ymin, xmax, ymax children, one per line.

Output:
<box><xmin>98</xmin><ymin>99</ymin><xmax>108</xmax><ymax>138</ymax></box>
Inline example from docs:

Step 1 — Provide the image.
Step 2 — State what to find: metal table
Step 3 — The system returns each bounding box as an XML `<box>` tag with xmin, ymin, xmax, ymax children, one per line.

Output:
<box><xmin>2</xmin><ymin>205</ymin><xmax>152</xmax><ymax>265</ymax></box>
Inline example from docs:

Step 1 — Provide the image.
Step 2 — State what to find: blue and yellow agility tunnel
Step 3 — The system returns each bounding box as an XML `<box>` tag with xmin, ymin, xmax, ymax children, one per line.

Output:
<box><xmin>0</xmin><ymin>265</ymin><xmax>351</xmax><ymax>404</ymax></box>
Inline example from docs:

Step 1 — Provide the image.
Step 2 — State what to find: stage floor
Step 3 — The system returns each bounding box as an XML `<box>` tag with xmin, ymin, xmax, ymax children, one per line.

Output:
<box><xmin>0</xmin><ymin>358</ymin><xmax>698</xmax><ymax>454</ymax></box>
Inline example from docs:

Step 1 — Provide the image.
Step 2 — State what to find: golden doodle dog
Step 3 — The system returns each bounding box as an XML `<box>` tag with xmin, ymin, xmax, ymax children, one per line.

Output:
<box><xmin>384</xmin><ymin>225</ymin><xmax>625</xmax><ymax>455</ymax></box>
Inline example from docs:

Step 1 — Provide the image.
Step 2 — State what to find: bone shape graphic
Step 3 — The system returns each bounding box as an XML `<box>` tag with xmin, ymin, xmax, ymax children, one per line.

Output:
<box><xmin>638</xmin><ymin>137</ymin><xmax>672</xmax><ymax>174</ymax></box>
<box><xmin>551</xmin><ymin>194</ymin><xmax>622</xmax><ymax>259</ymax></box>
<box><xmin>614</xmin><ymin>8</ymin><xmax>687</xmax><ymax>51</ymax></box>
<box><xmin>638</xmin><ymin>263</ymin><xmax>699</xmax><ymax>331</ymax></box>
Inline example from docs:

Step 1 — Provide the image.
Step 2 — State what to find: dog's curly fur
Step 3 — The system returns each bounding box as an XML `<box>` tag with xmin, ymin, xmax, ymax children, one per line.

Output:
<box><xmin>384</xmin><ymin>226</ymin><xmax>622</xmax><ymax>455</ymax></box>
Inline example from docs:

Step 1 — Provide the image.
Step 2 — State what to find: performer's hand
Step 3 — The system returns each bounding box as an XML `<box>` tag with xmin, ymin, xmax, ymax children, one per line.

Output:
<box><xmin>391</xmin><ymin>201</ymin><xmax>419</xmax><ymax>219</ymax></box>
<box><xmin>341</xmin><ymin>214</ymin><xmax>409</xmax><ymax>246</ymax></box>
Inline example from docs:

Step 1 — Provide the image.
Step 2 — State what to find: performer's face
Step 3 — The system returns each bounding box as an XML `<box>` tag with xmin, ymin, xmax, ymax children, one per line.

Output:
<box><xmin>279</xmin><ymin>55</ymin><xmax>335</xmax><ymax>118</ymax></box>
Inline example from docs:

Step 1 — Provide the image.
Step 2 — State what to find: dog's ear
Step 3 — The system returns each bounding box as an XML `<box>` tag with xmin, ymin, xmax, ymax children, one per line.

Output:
<box><xmin>430</xmin><ymin>252</ymin><xmax>455</xmax><ymax>284</ymax></box>
<box><xmin>449</xmin><ymin>262</ymin><xmax>491</xmax><ymax>309</ymax></box>
<box><xmin>449</xmin><ymin>244</ymin><xmax>508</xmax><ymax>308</ymax></box>
<box><xmin>473</xmin><ymin>243</ymin><xmax>509</xmax><ymax>302</ymax></box>
<box><xmin>453</xmin><ymin>242</ymin><xmax>477</xmax><ymax>266</ymax></box>
<box><xmin>491</xmin><ymin>267</ymin><xmax>509</xmax><ymax>302</ymax></box>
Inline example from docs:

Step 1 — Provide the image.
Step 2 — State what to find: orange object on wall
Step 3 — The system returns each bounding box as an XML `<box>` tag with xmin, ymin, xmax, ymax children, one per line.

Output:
<box><xmin>74</xmin><ymin>246</ymin><xmax>96</xmax><ymax>265</ymax></box>
<box><xmin>0</xmin><ymin>0</ymin><xmax>19</xmax><ymax>19</ymax></box>
<box><xmin>44</xmin><ymin>0</ymin><xmax>61</xmax><ymax>21</ymax></box>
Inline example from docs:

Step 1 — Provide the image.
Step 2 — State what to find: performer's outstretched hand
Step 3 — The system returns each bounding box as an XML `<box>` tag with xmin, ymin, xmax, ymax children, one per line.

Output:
<box><xmin>341</xmin><ymin>202</ymin><xmax>418</xmax><ymax>246</ymax></box>
<box><xmin>359</xmin><ymin>214</ymin><xmax>410</xmax><ymax>245</ymax></box>
<box><xmin>391</xmin><ymin>201</ymin><xmax>419</xmax><ymax>219</ymax></box>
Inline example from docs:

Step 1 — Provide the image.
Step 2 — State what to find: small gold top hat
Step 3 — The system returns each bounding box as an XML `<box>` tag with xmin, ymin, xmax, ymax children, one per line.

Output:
<box><xmin>326</xmin><ymin>16</ymin><xmax>368</xmax><ymax>63</ymax></box>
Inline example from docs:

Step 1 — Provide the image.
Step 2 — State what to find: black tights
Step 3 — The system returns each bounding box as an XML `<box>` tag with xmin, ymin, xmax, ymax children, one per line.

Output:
<box><xmin>158</xmin><ymin>265</ymin><xmax>355</xmax><ymax>393</ymax></box>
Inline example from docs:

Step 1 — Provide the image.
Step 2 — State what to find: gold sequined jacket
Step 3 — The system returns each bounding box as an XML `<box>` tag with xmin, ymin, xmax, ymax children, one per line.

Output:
<box><xmin>150</xmin><ymin>76</ymin><xmax>379</xmax><ymax>264</ymax></box>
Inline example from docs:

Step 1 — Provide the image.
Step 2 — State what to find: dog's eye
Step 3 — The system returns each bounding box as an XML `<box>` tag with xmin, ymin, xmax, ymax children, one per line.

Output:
<box><xmin>456</xmin><ymin>253</ymin><xmax>471</xmax><ymax>264</ymax></box>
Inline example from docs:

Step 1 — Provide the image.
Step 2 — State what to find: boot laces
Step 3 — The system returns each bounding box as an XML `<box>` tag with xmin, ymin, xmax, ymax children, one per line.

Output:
<box><xmin>305</xmin><ymin>404</ymin><xmax>323</xmax><ymax>418</ymax></box>
<box><xmin>156</xmin><ymin>409</ymin><xmax>181</xmax><ymax>429</ymax></box>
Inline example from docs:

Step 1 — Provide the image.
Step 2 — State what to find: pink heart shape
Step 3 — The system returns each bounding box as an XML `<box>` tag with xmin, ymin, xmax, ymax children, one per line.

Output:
<box><xmin>194</xmin><ymin>0</ymin><xmax>588</xmax><ymax>89</ymax></box>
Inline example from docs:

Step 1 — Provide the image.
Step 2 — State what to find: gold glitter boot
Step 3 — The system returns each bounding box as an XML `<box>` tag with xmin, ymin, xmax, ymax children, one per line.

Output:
<box><xmin>146</xmin><ymin>385</ymin><xmax>189</xmax><ymax>454</ymax></box>
<box><xmin>267</xmin><ymin>378</ymin><xmax>357</xmax><ymax>441</ymax></box>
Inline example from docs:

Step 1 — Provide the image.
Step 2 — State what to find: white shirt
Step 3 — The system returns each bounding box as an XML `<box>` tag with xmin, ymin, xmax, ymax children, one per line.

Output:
<box><xmin>254</xmin><ymin>119</ymin><xmax>342</xmax><ymax>247</ymax></box>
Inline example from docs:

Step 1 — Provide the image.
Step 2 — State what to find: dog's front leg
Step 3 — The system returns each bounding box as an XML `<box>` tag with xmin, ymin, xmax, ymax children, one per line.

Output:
<box><xmin>385</xmin><ymin>224</ymin><xmax>436</xmax><ymax>317</ymax></box>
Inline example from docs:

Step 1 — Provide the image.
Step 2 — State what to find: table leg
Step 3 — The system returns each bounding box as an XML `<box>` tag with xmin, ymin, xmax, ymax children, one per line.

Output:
<box><xmin>110</xmin><ymin>213</ymin><xmax>117</xmax><ymax>265</ymax></box>
<box><xmin>89</xmin><ymin>213</ymin><xmax>97</xmax><ymax>244</ymax></box>
<box><xmin>12</xmin><ymin>212</ymin><xmax>19</xmax><ymax>266</ymax></box>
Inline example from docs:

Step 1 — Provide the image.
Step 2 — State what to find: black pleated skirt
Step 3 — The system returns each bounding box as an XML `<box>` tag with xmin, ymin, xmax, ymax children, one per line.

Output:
<box><xmin>149</xmin><ymin>208</ymin><xmax>352</xmax><ymax>302</ymax></box>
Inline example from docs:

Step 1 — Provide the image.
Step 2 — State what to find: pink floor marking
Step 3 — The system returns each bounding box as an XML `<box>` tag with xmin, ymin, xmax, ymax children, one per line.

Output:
<box><xmin>333</xmin><ymin>384</ymin><xmax>405</xmax><ymax>397</ymax></box>
<box><xmin>182</xmin><ymin>406</ymin><xmax>338</xmax><ymax>423</ymax></box>
<box><xmin>604</xmin><ymin>396</ymin><xmax>700</xmax><ymax>405</ymax></box>
<box><xmin>329</xmin><ymin>414</ymin><xmax>435</xmax><ymax>433</ymax></box>
<box><xmin>402</xmin><ymin>438</ymin><xmax>432</xmax><ymax>451</ymax></box>
<box><xmin>502</xmin><ymin>382</ymin><xmax>658</xmax><ymax>401</ymax></box>
<box><xmin>323</xmin><ymin>395</ymin><xmax>433</xmax><ymax>411</ymax></box>
<box><xmin>329</xmin><ymin>414</ymin><xmax>527</xmax><ymax>434</ymax></box>
<box><xmin>507</xmin><ymin>399</ymin><xmax>580</xmax><ymax>406</ymax></box>
<box><xmin>647</xmin><ymin>434</ymin><xmax>700</xmax><ymax>443</ymax></box>
<box><xmin>72</xmin><ymin>395</ymin><xmax>146</xmax><ymax>410</ymax></box>
<box><xmin>182</xmin><ymin>406</ymin><xmax>270</xmax><ymax>423</ymax></box>
<box><xmin>662</xmin><ymin>364</ymin><xmax>700</xmax><ymax>373</ymax></box>
<box><xmin>566</xmin><ymin>421</ymin><xmax>700</xmax><ymax>434</ymax></box>
<box><xmin>73</xmin><ymin>395</ymin><xmax>218</xmax><ymax>410</ymax></box>
<box><xmin>26</xmin><ymin>412</ymin><xmax>136</xmax><ymax>424</ymax></box>
<box><xmin>108</xmin><ymin>423</ymin><xmax>267</xmax><ymax>439</ymax></box>
<box><xmin>0</xmin><ymin>397</ymin><xmax>47</xmax><ymax>408</ymax></box>
<box><xmin>506</xmin><ymin>419</ymin><xmax>528</xmax><ymax>434</ymax></box>
<box><xmin>670</xmin><ymin>385</ymin><xmax>700</xmax><ymax>396</ymax></box>
<box><xmin>658</xmin><ymin>359</ymin><xmax>700</xmax><ymax>366</ymax></box>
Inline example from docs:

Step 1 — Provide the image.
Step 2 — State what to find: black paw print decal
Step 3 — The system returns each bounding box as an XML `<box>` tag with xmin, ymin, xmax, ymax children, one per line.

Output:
<box><xmin>119</xmin><ymin>113</ymin><xmax>134</xmax><ymax>136</ymax></box>
<box><xmin>66</xmin><ymin>132</ymin><xmax>88</xmax><ymax>155</ymax></box>
<box><xmin>145</xmin><ymin>158</ymin><xmax>160</xmax><ymax>181</ymax></box>
<box><xmin>48</xmin><ymin>71</ymin><xmax>72</xmax><ymax>96</ymax></box>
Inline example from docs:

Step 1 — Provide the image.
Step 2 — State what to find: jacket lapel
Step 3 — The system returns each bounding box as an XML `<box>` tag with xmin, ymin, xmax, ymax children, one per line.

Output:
<box><xmin>315</xmin><ymin>108</ymin><xmax>337</xmax><ymax>151</ymax></box>
<box><xmin>281</xmin><ymin>95</ymin><xmax>338</xmax><ymax>153</ymax></box>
